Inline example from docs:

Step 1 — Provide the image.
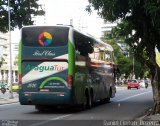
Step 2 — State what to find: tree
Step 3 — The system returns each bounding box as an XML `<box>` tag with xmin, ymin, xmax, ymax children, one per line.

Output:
<box><xmin>0</xmin><ymin>0</ymin><xmax>45</xmax><ymax>32</ymax></box>
<box><xmin>102</xmin><ymin>33</ymin><xmax>148</xmax><ymax>80</ymax></box>
<box><xmin>87</xmin><ymin>0</ymin><xmax>160</xmax><ymax>114</ymax></box>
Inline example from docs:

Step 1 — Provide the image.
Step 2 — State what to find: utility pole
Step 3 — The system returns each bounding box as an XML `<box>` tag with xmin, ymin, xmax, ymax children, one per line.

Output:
<box><xmin>133</xmin><ymin>52</ymin><xmax>135</xmax><ymax>79</ymax></box>
<box><xmin>8</xmin><ymin>0</ymin><xmax>13</xmax><ymax>99</ymax></box>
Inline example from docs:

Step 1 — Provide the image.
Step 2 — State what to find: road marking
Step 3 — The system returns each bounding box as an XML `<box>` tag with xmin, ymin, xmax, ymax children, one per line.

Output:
<box><xmin>50</xmin><ymin>114</ymin><xmax>72</xmax><ymax>120</ymax></box>
<box><xmin>115</xmin><ymin>91</ymin><xmax>152</xmax><ymax>102</ymax></box>
<box><xmin>30</xmin><ymin>114</ymin><xmax>72</xmax><ymax>126</ymax></box>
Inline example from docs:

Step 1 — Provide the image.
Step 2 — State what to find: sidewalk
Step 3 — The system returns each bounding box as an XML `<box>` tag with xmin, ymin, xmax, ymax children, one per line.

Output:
<box><xmin>136</xmin><ymin>115</ymin><xmax>160</xmax><ymax>126</ymax></box>
<box><xmin>0</xmin><ymin>90</ymin><xmax>19</xmax><ymax>105</ymax></box>
<box><xmin>137</xmin><ymin>109</ymin><xmax>160</xmax><ymax>126</ymax></box>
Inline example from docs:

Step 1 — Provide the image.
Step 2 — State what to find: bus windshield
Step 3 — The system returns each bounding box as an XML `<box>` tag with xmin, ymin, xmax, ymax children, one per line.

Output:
<box><xmin>22</xmin><ymin>26</ymin><xmax>69</xmax><ymax>47</ymax></box>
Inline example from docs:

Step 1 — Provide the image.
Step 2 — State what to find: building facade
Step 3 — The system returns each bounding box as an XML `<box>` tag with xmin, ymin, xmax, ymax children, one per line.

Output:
<box><xmin>0</xmin><ymin>32</ymin><xmax>18</xmax><ymax>84</ymax></box>
<box><xmin>101</xmin><ymin>21</ymin><xmax>117</xmax><ymax>37</ymax></box>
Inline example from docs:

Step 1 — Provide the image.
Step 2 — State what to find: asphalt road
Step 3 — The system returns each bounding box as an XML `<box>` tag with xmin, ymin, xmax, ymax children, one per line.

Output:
<box><xmin>0</xmin><ymin>87</ymin><xmax>153</xmax><ymax>126</ymax></box>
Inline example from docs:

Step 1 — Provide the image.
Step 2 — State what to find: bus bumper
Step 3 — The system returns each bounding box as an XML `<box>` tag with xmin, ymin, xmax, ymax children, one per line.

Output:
<box><xmin>19</xmin><ymin>91</ymin><xmax>74</xmax><ymax>106</ymax></box>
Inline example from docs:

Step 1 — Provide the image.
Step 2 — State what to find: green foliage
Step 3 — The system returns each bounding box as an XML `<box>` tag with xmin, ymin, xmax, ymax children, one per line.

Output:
<box><xmin>102</xmin><ymin>35</ymin><xmax>147</xmax><ymax>79</ymax></box>
<box><xmin>88</xmin><ymin>0</ymin><xmax>160</xmax><ymax>114</ymax></box>
<box><xmin>0</xmin><ymin>0</ymin><xmax>45</xmax><ymax>32</ymax></box>
<box><xmin>88</xmin><ymin>0</ymin><xmax>160</xmax><ymax>77</ymax></box>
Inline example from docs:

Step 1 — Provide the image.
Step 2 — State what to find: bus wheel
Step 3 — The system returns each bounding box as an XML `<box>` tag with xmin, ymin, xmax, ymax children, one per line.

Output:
<box><xmin>101</xmin><ymin>88</ymin><xmax>111</xmax><ymax>104</ymax></box>
<box><xmin>86</xmin><ymin>93</ymin><xmax>93</xmax><ymax>109</ymax></box>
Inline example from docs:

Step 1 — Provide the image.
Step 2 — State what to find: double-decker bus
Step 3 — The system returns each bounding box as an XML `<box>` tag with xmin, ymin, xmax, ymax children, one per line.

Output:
<box><xmin>18</xmin><ymin>25</ymin><xmax>116</xmax><ymax>111</ymax></box>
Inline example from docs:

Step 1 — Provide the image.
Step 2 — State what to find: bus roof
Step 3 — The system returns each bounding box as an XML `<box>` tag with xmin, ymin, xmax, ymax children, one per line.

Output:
<box><xmin>22</xmin><ymin>24</ymin><xmax>73</xmax><ymax>29</ymax></box>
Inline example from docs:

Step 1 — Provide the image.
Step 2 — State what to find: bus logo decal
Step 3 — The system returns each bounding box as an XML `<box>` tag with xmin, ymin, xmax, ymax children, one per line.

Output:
<box><xmin>38</xmin><ymin>32</ymin><xmax>52</xmax><ymax>46</ymax></box>
<box><xmin>25</xmin><ymin>64</ymin><xmax>65</xmax><ymax>72</ymax></box>
<box><xmin>40</xmin><ymin>77</ymin><xmax>67</xmax><ymax>89</ymax></box>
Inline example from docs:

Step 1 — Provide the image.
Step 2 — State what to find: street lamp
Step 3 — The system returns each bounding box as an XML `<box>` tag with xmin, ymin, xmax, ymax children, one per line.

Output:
<box><xmin>8</xmin><ymin>0</ymin><xmax>13</xmax><ymax>99</ymax></box>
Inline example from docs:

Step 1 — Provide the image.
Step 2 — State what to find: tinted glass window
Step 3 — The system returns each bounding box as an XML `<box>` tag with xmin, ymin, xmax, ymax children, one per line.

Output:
<box><xmin>128</xmin><ymin>80</ymin><xmax>137</xmax><ymax>83</ymax></box>
<box><xmin>73</xmin><ymin>31</ymin><xmax>94</xmax><ymax>56</ymax></box>
<box><xmin>22</xmin><ymin>26</ymin><xmax>69</xmax><ymax>47</ymax></box>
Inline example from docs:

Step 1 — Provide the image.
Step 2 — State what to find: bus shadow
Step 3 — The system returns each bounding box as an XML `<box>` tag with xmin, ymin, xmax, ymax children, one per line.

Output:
<box><xmin>29</xmin><ymin>101</ymin><xmax>112</xmax><ymax>114</ymax></box>
<box><xmin>27</xmin><ymin>106</ymin><xmax>85</xmax><ymax>114</ymax></box>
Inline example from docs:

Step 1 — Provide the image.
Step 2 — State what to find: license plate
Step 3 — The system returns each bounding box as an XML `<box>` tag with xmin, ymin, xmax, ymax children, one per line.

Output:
<box><xmin>39</xmin><ymin>89</ymin><xmax>49</xmax><ymax>92</ymax></box>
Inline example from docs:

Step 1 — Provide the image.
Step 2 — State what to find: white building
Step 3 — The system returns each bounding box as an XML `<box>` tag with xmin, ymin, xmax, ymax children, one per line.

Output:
<box><xmin>101</xmin><ymin>21</ymin><xmax>117</xmax><ymax>37</ymax></box>
<box><xmin>0</xmin><ymin>32</ymin><xmax>18</xmax><ymax>84</ymax></box>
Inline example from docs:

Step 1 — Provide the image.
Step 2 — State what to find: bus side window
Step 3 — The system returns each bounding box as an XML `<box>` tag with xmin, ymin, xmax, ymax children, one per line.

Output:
<box><xmin>105</xmin><ymin>51</ymin><xmax>111</xmax><ymax>62</ymax></box>
<box><xmin>77</xmin><ymin>39</ymin><xmax>87</xmax><ymax>56</ymax></box>
<box><xmin>82</xmin><ymin>40</ymin><xmax>93</xmax><ymax>56</ymax></box>
<box><xmin>77</xmin><ymin>39</ymin><xmax>93</xmax><ymax>56</ymax></box>
<box><xmin>74</xmin><ymin>31</ymin><xmax>84</xmax><ymax>54</ymax></box>
<box><xmin>74</xmin><ymin>39</ymin><xmax>78</xmax><ymax>50</ymax></box>
<box><xmin>99</xmin><ymin>50</ymin><xmax>105</xmax><ymax>60</ymax></box>
<box><xmin>73</xmin><ymin>31</ymin><xmax>94</xmax><ymax>56</ymax></box>
<box><xmin>85</xmin><ymin>39</ymin><xmax>94</xmax><ymax>54</ymax></box>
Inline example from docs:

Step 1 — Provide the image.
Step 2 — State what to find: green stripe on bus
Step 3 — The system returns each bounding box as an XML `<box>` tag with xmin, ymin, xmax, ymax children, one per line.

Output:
<box><xmin>18</xmin><ymin>42</ymin><xmax>22</xmax><ymax>74</ymax></box>
<box><xmin>40</xmin><ymin>77</ymin><xmax>67</xmax><ymax>89</ymax></box>
<box><xmin>68</xmin><ymin>39</ymin><xmax>75</xmax><ymax>76</ymax></box>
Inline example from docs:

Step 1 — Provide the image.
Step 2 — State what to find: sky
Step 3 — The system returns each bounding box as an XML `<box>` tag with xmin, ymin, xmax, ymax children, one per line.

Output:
<box><xmin>11</xmin><ymin>0</ymin><xmax>104</xmax><ymax>43</ymax></box>
<box><xmin>38</xmin><ymin>0</ymin><xmax>104</xmax><ymax>38</ymax></box>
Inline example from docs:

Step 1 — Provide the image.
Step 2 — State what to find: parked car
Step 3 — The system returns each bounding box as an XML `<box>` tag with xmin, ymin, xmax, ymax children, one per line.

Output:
<box><xmin>127</xmin><ymin>79</ymin><xmax>140</xmax><ymax>89</ymax></box>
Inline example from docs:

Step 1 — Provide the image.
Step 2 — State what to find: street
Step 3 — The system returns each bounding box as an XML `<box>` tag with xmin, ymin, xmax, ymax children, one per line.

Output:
<box><xmin>0</xmin><ymin>87</ymin><xmax>153</xmax><ymax>126</ymax></box>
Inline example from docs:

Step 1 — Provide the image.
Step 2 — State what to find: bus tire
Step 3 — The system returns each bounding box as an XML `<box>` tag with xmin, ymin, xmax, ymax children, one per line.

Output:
<box><xmin>107</xmin><ymin>88</ymin><xmax>112</xmax><ymax>103</ymax></box>
<box><xmin>86</xmin><ymin>91</ymin><xmax>93</xmax><ymax>109</ymax></box>
<box><xmin>102</xmin><ymin>88</ymin><xmax>111</xmax><ymax>103</ymax></box>
<box><xmin>79</xmin><ymin>91</ymin><xmax>88</xmax><ymax>110</ymax></box>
